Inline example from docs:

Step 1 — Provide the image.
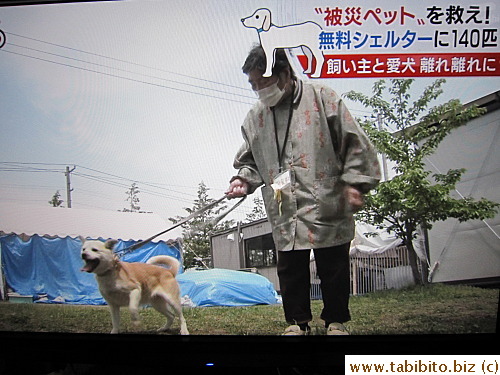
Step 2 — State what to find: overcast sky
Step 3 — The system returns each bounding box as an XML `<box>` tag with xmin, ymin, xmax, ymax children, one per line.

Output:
<box><xmin>1</xmin><ymin>0</ymin><xmax>499</xmax><ymax>237</ymax></box>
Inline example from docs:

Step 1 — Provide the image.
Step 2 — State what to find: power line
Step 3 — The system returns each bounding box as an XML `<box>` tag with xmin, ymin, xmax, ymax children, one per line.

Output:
<box><xmin>2</xmin><ymin>49</ymin><xmax>256</xmax><ymax>105</ymax></box>
<box><xmin>0</xmin><ymin>162</ymin><xmax>68</xmax><ymax>165</ymax></box>
<box><xmin>7</xmin><ymin>31</ymin><xmax>252</xmax><ymax>93</ymax></box>
<box><xmin>2</xmin><ymin>31</ymin><xmax>379</xmax><ymax>124</ymax></box>
<box><xmin>2</xmin><ymin>31</ymin><xmax>256</xmax><ymax>105</ymax></box>
<box><xmin>0</xmin><ymin>162</ymin><xmax>254</xmax><ymax>217</ymax></box>
<box><xmin>6</xmin><ymin>41</ymin><xmax>256</xmax><ymax>101</ymax></box>
<box><xmin>0</xmin><ymin>167</ymin><xmax>64</xmax><ymax>173</ymax></box>
<box><xmin>72</xmin><ymin>173</ymin><xmax>195</xmax><ymax>205</ymax></box>
<box><xmin>0</xmin><ymin>162</ymin><xmax>191</xmax><ymax>193</ymax></box>
<box><xmin>0</xmin><ymin>162</ymin><xmax>215</xmax><ymax>206</ymax></box>
<box><xmin>74</xmin><ymin>165</ymin><xmax>194</xmax><ymax>195</ymax></box>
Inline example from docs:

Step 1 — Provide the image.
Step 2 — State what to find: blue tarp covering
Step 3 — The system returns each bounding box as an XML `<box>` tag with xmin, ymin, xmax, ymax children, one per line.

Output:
<box><xmin>1</xmin><ymin>235</ymin><xmax>279</xmax><ymax>307</ymax></box>
<box><xmin>177</xmin><ymin>269</ymin><xmax>279</xmax><ymax>307</ymax></box>
<box><xmin>0</xmin><ymin>235</ymin><xmax>181</xmax><ymax>305</ymax></box>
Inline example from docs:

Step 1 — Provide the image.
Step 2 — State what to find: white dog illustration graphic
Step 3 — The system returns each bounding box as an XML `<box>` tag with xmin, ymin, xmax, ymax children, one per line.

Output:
<box><xmin>241</xmin><ymin>8</ymin><xmax>324</xmax><ymax>78</ymax></box>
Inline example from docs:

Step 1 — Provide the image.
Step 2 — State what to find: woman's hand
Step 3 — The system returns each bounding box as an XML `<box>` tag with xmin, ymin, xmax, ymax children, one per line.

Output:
<box><xmin>226</xmin><ymin>178</ymin><xmax>249</xmax><ymax>198</ymax></box>
<box><xmin>345</xmin><ymin>185</ymin><xmax>364</xmax><ymax>212</ymax></box>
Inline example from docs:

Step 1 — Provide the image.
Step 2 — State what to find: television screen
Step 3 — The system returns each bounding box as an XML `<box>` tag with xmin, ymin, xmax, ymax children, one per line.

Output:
<box><xmin>0</xmin><ymin>0</ymin><xmax>498</xmax><ymax>372</ymax></box>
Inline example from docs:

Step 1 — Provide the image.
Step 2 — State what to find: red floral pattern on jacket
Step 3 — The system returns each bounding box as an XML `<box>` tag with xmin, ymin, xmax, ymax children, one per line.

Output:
<box><xmin>233</xmin><ymin>80</ymin><xmax>381</xmax><ymax>251</ymax></box>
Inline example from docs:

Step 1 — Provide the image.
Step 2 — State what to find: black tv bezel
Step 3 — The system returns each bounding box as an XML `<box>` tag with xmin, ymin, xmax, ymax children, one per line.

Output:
<box><xmin>0</xmin><ymin>1</ymin><xmax>498</xmax><ymax>372</ymax></box>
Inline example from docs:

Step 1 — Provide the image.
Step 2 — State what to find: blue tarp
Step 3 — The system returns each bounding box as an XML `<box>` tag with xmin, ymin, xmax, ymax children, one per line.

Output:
<box><xmin>0</xmin><ymin>235</ymin><xmax>181</xmax><ymax>305</ymax></box>
<box><xmin>1</xmin><ymin>235</ymin><xmax>279</xmax><ymax>307</ymax></box>
<box><xmin>177</xmin><ymin>269</ymin><xmax>279</xmax><ymax>307</ymax></box>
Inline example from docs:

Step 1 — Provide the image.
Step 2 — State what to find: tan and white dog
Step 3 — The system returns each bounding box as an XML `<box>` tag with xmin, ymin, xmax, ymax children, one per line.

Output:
<box><xmin>80</xmin><ymin>238</ymin><xmax>189</xmax><ymax>335</ymax></box>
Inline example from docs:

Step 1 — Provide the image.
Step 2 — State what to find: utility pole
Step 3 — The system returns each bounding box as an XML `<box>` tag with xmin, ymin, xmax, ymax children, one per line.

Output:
<box><xmin>65</xmin><ymin>166</ymin><xmax>76</xmax><ymax>208</ymax></box>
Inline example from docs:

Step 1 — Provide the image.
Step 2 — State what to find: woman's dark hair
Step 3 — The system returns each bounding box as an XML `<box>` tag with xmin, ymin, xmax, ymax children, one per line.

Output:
<box><xmin>242</xmin><ymin>44</ymin><xmax>295</xmax><ymax>78</ymax></box>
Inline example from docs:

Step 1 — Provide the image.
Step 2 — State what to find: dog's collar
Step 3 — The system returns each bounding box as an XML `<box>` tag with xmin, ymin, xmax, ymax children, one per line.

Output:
<box><xmin>257</xmin><ymin>24</ymin><xmax>274</xmax><ymax>33</ymax></box>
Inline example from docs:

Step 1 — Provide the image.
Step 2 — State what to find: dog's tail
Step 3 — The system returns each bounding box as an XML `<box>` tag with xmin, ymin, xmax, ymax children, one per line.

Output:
<box><xmin>147</xmin><ymin>255</ymin><xmax>180</xmax><ymax>276</ymax></box>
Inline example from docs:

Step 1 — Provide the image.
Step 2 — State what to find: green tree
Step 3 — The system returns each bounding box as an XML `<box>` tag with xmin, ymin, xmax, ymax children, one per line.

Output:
<box><xmin>345</xmin><ymin>78</ymin><xmax>499</xmax><ymax>284</ymax></box>
<box><xmin>48</xmin><ymin>190</ymin><xmax>63</xmax><ymax>207</ymax></box>
<box><xmin>244</xmin><ymin>196</ymin><xmax>267</xmax><ymax>223</ymax></box>
<box><xmin>123</xmin><ymin>183</ymin><xmax>140</xmax><ymax>212</ymax></box>
<box><xmin>170</xmin><ymin>181</ymin><xmax>234</xmax><ymax>268</ymax></box>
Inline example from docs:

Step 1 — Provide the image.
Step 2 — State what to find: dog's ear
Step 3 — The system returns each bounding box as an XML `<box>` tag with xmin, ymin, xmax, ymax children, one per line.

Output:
<box><xmin>104</xmin><ymin>239</ymin><xmax>118</xmax><ymax>250</ymax></box>
<box><xmin>262</xmin><ymin>10</ymin><xmax>271</xmax><ymax>31</ymax></box>
<box><xmin>78</xmin><ymin>236</ymin><xmax>86</xmax><ymax>244</ymax></box>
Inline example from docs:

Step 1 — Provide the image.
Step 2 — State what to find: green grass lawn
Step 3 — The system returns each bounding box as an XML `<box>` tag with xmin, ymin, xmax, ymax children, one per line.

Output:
<box><xmin>0</xmin><ymin>284</ymin><xmax>497</xmax><ymax>335</ymax></box>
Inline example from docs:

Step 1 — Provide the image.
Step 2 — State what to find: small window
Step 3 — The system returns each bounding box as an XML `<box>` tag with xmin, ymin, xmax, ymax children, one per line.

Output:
<box><xmin>244</xmin><ymin>234</ymin><xmax>276</xmax><ymax>268</ymax></box>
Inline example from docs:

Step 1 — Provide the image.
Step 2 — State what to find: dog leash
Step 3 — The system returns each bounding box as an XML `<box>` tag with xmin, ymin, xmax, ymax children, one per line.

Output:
<box><xmin>115</xmin><ymin>195</ymin><xmax>246</xmax><ymax>257</ymax></box>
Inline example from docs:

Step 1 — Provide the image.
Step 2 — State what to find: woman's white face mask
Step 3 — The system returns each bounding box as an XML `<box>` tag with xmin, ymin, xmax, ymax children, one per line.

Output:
<box><xmin>255</xmin><ymin>81</ymin><xmax>285</xmax><ymax>107</ymax></box>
